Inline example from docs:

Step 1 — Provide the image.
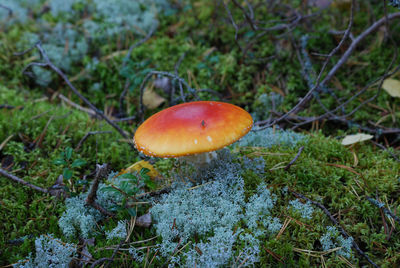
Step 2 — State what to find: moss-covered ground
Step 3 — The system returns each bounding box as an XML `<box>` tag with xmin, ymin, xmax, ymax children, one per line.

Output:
<box><xmin>0</xmin><ymin>0</ymin><xmax>399</xmax><ymax>267</ymax></box>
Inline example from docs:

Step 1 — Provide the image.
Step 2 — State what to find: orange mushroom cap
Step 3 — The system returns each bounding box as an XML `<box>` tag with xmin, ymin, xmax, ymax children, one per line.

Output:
<box><xmin>134</xmin><ymin>101</ymin><xmax>253</xmax><ymax>158</ymax></box>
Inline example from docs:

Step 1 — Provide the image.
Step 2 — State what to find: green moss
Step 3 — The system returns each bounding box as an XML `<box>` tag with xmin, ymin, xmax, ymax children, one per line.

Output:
<box><xmin>0</xmin><ymin>86</ymin><xmax>137</xmax><ymax>264</ymax></box>
<box><xmin>1</xmin><ymin>1</ymin><xmax>399</xmax><ymax>266</ymax></box>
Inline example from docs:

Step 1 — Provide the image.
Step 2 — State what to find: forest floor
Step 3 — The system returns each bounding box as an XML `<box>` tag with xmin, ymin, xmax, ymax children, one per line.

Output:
<box><xmin>0</xmin><ymin>0</ymin><xmax>400</xmax><ymax>267</ymax></box>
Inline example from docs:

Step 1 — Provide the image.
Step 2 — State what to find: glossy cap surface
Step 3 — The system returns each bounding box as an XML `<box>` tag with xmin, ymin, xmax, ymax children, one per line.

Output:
<box><xmin>134</xmin><ymin>101</ymin><xmax>253</xmax><ymax>157</ymax></box>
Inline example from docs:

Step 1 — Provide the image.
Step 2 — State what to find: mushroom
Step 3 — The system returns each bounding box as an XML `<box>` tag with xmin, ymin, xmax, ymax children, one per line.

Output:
<box><xmin>133</xmin><ymin>101</ymin><xmax>253</xmax><ymax>167</ymax></box>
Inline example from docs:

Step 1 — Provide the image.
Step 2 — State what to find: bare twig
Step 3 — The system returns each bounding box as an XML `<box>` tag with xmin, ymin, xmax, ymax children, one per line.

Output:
<box><xmin>111</xmin><ymin>115</ymin><xmax>136</xmax><ymax>122</ymax></box>
<box><xmin>90</xmin><ymin>257</ymin><xmax>112</xmax><ymax>267</ymax></box>
<box><xmin>119</xmin><ymin>23</ymin><xmax>158</xmax><ymax>117</ymax></box>
<box><xmin>91</xmin><ymin>239</ymin><xmax>124</xmax><ymax>267</ymax></box>
<box><xmin>58</xmin><ymin>94</ymin><xmax>97</xmax><ymax>117</ymax></box>
<box><xmin>261</xmin><ymin>8</ymin><xmax>400</xmax><ymax>129</ymax></box>
<box><xmin>0</xmin><ymin>168</ymin><xmax>48</xmax><ymax>194</ymax></box>
<box><xmin>257</xmin><ymin>112</ymin><xmax>400</xmax><ymax>136</ymax></box>
<box><xmin>283</xmin><ymin>64</ymin><xmax>400</xmax><ymax>130</ymax></box>
<box><xmin>284</xmin><ymin>146</ymin><xmax>304</xmax><ymax>171</ymax></box>
<box><xmin>34</xmin><ymin>115</ymin><xmax>54</xmax><ymax>148</ymax></box>
<box><xmin>122</xmin><ymin>23</ymin><xmax>158</xmax><ymax>69</ymax></box>
<box><xmin>104</xmin><ymin>239</ymin><xmax>125</xmax><ymax>268</ymax></box>
<box><xmin>86</xmin><ymin>164</ymin><xmax>114</xmax><ymax>217</ymax></box>
<box><xmin>75</xmin><ymin>131</ymin><xmax>112</xmax><ymax>151</ymax></box>
<box><xmin>0</xmin><ymin>4</ymin><xmax>13</xmax><ymax>16</ymax></box>
<box><xmin>263</xmin><ymin>0</ymin><xmax>356</xmax><ymax>127</ymax></box>
<box><xmin>365</xmin><ymin>196</ymin><xmax>400</xmax><ymax>225</ymax></box>
<box><xmin>290</xmin><ymin>189</ymin><xmax>379</xmax><ymax>268</ymax></box>
<box><xmin>370</xmin><ymin>140</ymin><xmax>400</xmax><ymax>162</ymax></box>
<box><xmin>174</xmin><ymin>52</ymin><xmax>187</xmax><ymax>104</ymax></box>
<box><xmin>220</xmin><ymin>0</ymin><xmax>243</xmax><ymax>52</ymax></box>
<box><xmin>16</xmin><ymin>42</ymin><xmax>133</xmax><ymax>148</ymax></box>
<box><xmin>134</xmin><ymin>186</ymin><xmax>171</xmax><ymax>199</ymax></box>
<box><xmin>322</xmin><ymin>12</ymin><xmax>400</xmax><ymax>86</ymax></box>
<box><xmin>118</xmin><ymin>79</ymin><xmax>131</xmax><ymax>118</ymax></box>
<box><xmin>0</xmin><ymin>104</ymin><xmax>15</xmax><ymax>109</ymax></box>
<box><xmin>0</xmin><ymin>168</ymin><xmax>66</xmax><ymax>197</ymax></box>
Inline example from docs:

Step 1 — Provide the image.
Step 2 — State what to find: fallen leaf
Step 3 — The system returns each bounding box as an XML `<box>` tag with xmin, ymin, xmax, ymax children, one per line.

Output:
<box><xmin>118</xmin><ymin>160</ymin><xmax>160</xmax><ymax>179</ymax></box>
<box><xmin>143</xmin><ymin>84</ymin><xmax>166</xmax><ymax>109</ymax></box>
<box><xmin>331</xmin><ymin>0</ymin><xmax>351</xmax><ymax>10</ymax></box>
<box><xmin>136</xmin><ymin>213</ymin><xmax>152</xmax><ymax>228</ymax></box>
<box><xmin>341</xmin><ymin>133</ymin><xmax>373</xmax><ymax>146</ymax></box>
<box><xmin>382</xmin><ymin>78</ymin><xmax>400</xmax><ymax>98</ymax></box>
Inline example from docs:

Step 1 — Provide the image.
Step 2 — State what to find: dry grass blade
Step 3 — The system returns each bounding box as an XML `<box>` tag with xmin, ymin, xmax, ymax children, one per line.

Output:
<box><xmin>0</xmin><ymin>134</ymin><xmax>14</xmax><ymax>151</ymax></box>
<box><xmin>293</xmin><ymin>246</ymin><xmax>342</xmax><ymax>257</ymax></box>
<box><xmin>276</xmin><ymin>217</ymin><xmax>291</xmax><ymax>240</ymax></box>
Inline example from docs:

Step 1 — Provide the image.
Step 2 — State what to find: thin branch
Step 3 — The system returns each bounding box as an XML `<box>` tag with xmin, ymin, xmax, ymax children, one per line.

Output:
<box><xmin>257</xmin><ymin>61</ymin><xmax>400</xmax><ymax>133</ymax></box>
<box><xmin>174</xmin><ymin>52</ymin><xmax>187</xmax><ymax>104</ymax></box>
<box><xmin>122</xmin><ymin>23</ymin><xmax>158</xmax><ymax>69</ymax></box>
<box><xmin>75</xmin><ymin>131</ymin><xmax>112</xmax><ymax>151</ymax></box>
<box><xmin>0</xmin><ymin>104</ymin><xmax>16</xmax><ymax>109</ymax></box>
<box><xmin>1</xmin><ymin>168</ymin><xmax>67</xmax><ymax>197</ymax></box>
<box><xmin>231</xmin><ymin>0</ymin><xmax>257</xmax><ymax>31</ymax></box>
<box><xmin>290</xmin><ymin>189</ymin><xmax>379</xmax><ymax>268</ymax></box>
<box><xmin>119</xmin><ymin>22</ymin><xmax>158</xmax><ymax>117</ymax></box>
<box><xmin>265</xmin><ymin>0</ymin><xmax>356</xmax><ymax>127</ymax></box>
<box><xmin>16</xmin><ymin>42</ymin><xmax>134</xmax><ymax>148</ymax></box>
<box><xmin>104</xmin><ymin>239</ymin><xmax>125</xmax><ymax>268</ymax></box>
<box><xmin>34</xmin><ymin>115</ymin><xmax>54</xmax><ymax>148</ymax></box>
<box><xmin>112</xmin><ymin>115</ymin><xmax>136</xmax><ymax>122</ymax></box>
<box><xmin>86</xmin><ymin>164</ymin><xmax>114</xmax><ymax>217</ymax></box>
<box><xmin>264</xmin><ymin>9</ymin><xmax>400</xmax><ymax>128</ymax></box>
<box><xmin>91</xmin><ymin>239</ymin><xmax>125</xmax><ymax>268</ymax></box>
<box><xmin>370</xmin><ymin>140</ymin><xmax>400</xmax><ymax>162</ymax></box>
<box><xmin>257</xmin><ymin>112</ymin><xmax>400</xmax><ymax>137</ymax></box>
<box><xmin>118</xmin><ymin>79</ymin><xmax>130</xmax><ymax>118</ymax></box>
<box><xmin>220</xmin><ymin>0</ymin><xmax>242</xmax><ymax>52</ymax></box>
<box><xmin>322</xmin><ymin>12</ymin><xmax>400</xmax><ymax>86</ymax></box>
<box><xmin>58</xmin><ymin>94</ymin><xmax>97</xmax><ymax>117</ymax></box>
<box><xmin>284</xmin><ymin>146</ymin><xmax>304</xmax><ymax>171</ymax></box>
<box><xmin>0</xmin><ymin>4</ymin><xmax>13</xmax><ymax>16</ymax></box>
<box><xmin>366</xmin><ymin>196</ymin><xmax>400</xmax><ymax>225</ymax></box>
<box><xmin>0</xmin><ymin>168</ymin><xmax>48</xmax><ymax>194</ymax></box>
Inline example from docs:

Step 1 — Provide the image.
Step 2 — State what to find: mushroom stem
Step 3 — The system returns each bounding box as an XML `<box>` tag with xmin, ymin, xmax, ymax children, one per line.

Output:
<box><xmin>180</xmin><ymin>151</ymin><xmax>218</xmax><ymax>168</ymax></box>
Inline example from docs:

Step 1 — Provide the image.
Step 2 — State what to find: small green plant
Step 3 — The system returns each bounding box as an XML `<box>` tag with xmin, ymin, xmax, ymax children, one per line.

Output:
<box><xmin>53</xmin><ymin>147</ymin><xmax>87</xmax><ymax>181</ymax></box>
<box><xmin>101</xmin><ymin>168</ymin><xmax>155</xmax><ymax>216</ymax></box>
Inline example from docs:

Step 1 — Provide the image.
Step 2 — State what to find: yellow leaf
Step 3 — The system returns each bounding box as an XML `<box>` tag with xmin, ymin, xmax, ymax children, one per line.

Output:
<box><xmin>143</xmin><ymin>84</ymin><xmax>166</xmax><ymax>109</ymax></box>
<box><xmin>331</xmin><ymin>0</ymin><xmax>351</xmax><ymax>10</ymax></box>
<box><xmin>341</xmin><ymin>133</ymin><xmax>373</xmax><ymax>146</ymax></box>
<box><xmin>382</xmin><ymin>78</ymin><xmax>400</xmax><ymax>98</ymax></box>
<box><xmin>118</xmin><ymin>160</ymin><xmax>160</xmax><ymax>179</ymax></box>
